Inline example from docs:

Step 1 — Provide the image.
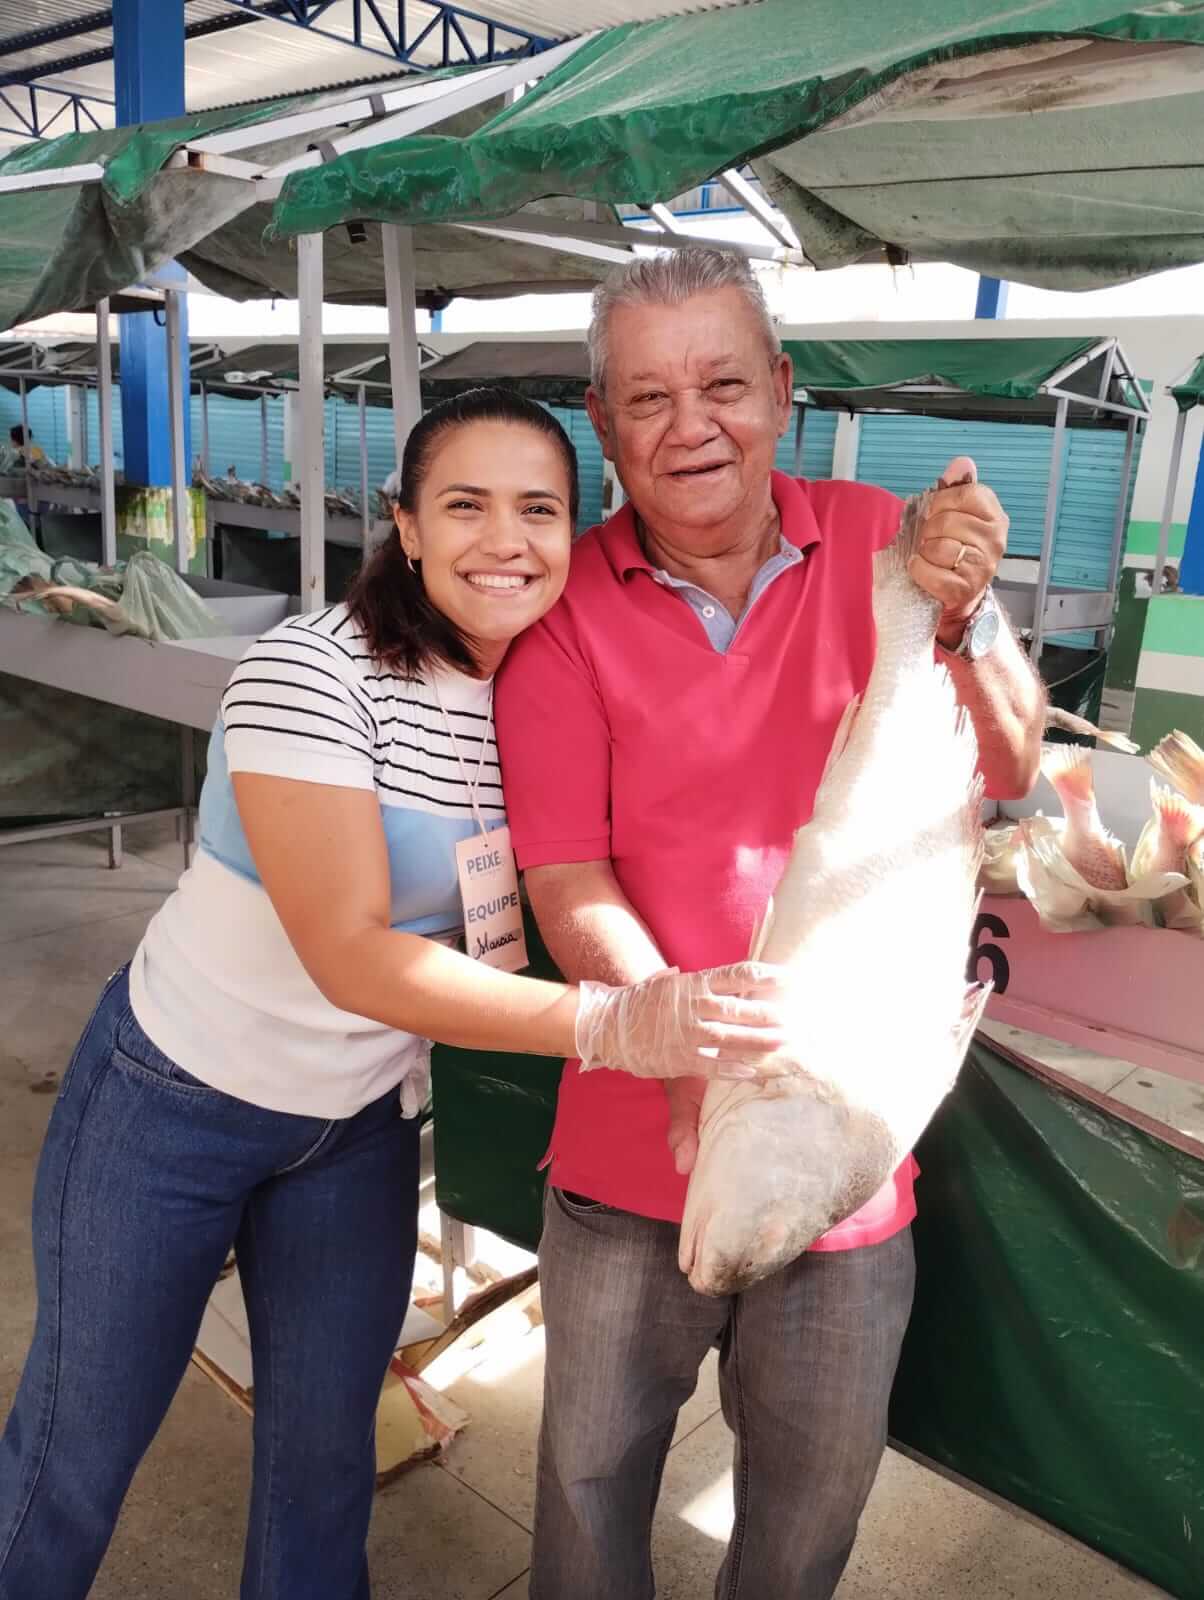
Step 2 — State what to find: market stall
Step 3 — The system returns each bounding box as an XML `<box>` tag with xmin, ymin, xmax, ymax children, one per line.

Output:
<box><xmin>784</xmin><ymin>336</ymin><xmax>1149</xmax><ymax>667</ymax></box>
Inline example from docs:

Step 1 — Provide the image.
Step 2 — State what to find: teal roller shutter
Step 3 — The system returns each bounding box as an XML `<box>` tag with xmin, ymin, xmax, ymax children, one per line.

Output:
<box><xmin>192</xmin><ymin>392</ymin><xmax>285</xmax><ymax>488</ymax></box>
<box><xmin>774</xmin><ymin>405</ymin><xmax>838</xmax><ymax>479</ymax></box>
<box><xmin>330</xmin><ymin>394</ymin><xmax>398</xmax><ymax>499</ymax></box>
<box><xmin>548</xmin><ymin>405</ymin><xmax>605</xmax><ymax>533</ymax></box>
<box><xmin>0</xmin><ymin>385</ymin><xmax>70</xmax><ymax>462</ymax></box>
<box><xmin>855</xmin><ymin>413</ymin><xmax>1142</xmax><ymax>648</ymax></box>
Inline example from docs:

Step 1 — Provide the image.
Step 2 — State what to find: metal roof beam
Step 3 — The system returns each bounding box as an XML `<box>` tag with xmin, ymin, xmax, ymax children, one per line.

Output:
<box><xmin>0</xmin><ymin>0</ymin><xmax>561</xmax><ymax>94</ymax></box>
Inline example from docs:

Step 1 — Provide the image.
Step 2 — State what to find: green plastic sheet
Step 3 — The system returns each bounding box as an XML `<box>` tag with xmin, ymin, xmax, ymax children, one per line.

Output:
<box><xmin>271</xmin><ymin>0</ymin><xmax>1204</xmax><ymax>291</ymax></box>
<box><xmin>892</xmin><ymin>1040</ymin><xmax>1204</xmax><ymax>1599</ymax></box>
<box><xmin>784</xmin><ymin>337</ymin><xmax>1097</xmax><ymax>404</ymax></box>
<box><xmin>1172</xmin><ymin>356</ymin><xmax>1204</xmax><ymax>413</ymax></box>
<box><xmin>430</xmin><ymin>907</ymin><xmax>562</xmax><ymax>1252</ymax></box>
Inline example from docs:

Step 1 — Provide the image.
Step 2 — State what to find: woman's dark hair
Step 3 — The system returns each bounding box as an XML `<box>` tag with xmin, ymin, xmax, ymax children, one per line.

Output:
<box><xmin>346</xmin><ymin>386</ymin><xmax>579</xmax><ymax>678</ymax></box>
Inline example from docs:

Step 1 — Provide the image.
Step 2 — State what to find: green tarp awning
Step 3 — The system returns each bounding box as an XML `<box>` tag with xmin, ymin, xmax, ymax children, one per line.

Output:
<box><xmin>0</xmin><ymin>86</ymin><xmax>615</xmax><ymax>333</ymax></box>
<box><xmin>782</xmin><ymin>335</ymin><xmax>1143</xmax><ymax>424</ymax></box>
<box><xmin>1171</xmin><ymin>356</ymin><xmax>1204</xmax><ymax>412</ymax></box>
<box><xmin>419</xmin><ymin>339</ymin><xmax>590</xmax><ymax>403</ymax></box>
<box><xmin>270</xmin><ymin>0</ymin><xmax>1204</xmax><ymax>292</ymax></box>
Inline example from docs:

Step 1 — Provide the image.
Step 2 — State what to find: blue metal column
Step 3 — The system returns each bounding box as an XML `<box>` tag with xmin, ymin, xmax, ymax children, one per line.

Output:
<box><xmin>974</xmin><ymin>276</ymin><xmax>1009</xmax><ymax>319</ymax></box>
<box><xmin>1177</xmin><ymin>436</ymin><xmax>1204</xmax><ymax>595</ymax></box>
<box><xmin>113</xmin><ymin>0</ymin><xmax>189</xmax><ymax>486</ymax></box>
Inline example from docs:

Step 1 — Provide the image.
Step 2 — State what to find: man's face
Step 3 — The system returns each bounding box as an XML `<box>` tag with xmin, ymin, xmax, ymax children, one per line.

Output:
<box><xmin>586</xmin><ymin>286</ymin><xmax>793</xmax><ymax>548</ymax></box>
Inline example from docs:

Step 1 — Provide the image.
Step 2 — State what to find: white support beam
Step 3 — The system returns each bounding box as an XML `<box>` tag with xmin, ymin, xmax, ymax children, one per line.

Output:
<box><xmin>0</xmin><ymin>161</ymin><xmax>104</xmax><ymax>195</ymax></box>
<box><xmin>649</xmin><ymin>203</ymin><xmax>686</xmax><ymax>236</ymax></box>
<box><xmin>716</xmin><ymin>167</ymin><xmax>799</xmax><ymax>251</ymax></box>
<box><xmin>96</xmin><ymin>299</ymin><xmax>117</xmax><ymax>566</ymax></box>
<box><xmin>454</xmin><ymin>222</ymin><xmax>634</xmax><ymax>266</ymax></box>
<box><xmin>454</xmin><ymin>212</ymin><xmax>795</xmax><ymax>263</ymax></box>
<box><xmin>189</xmin><ymin>68</ymin><xmax>511</xmax><ymax>158</ymax></box>
<box><xmin>165</xmin><ymin>288</ymin><xmax>191</xmax><ymax>575</ymax></box>
<box><xmin>358</xmin><ymin>383</ymin><xmax>371</xmax><ymax>550</ymax></box>
<box><xmin>297</xmin><ymin>231</ymin><xmax>326</xmax><ymax>611</ymax></box>
<box><xmin>382</xmin><ymin>224</ymin><xmax>422</xmax><ymax>470</ymax></box>
<box><xmin>260</xmin><ymin>35</ymin><xmax>593</xmax><ymax>181</ymax></box>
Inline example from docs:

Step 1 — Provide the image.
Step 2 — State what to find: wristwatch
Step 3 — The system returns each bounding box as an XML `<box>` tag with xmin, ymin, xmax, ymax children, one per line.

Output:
<box><xmin>941</xmin><ymin>588</ymin><xmax>1001</xmax><ymax>662</ymax></box>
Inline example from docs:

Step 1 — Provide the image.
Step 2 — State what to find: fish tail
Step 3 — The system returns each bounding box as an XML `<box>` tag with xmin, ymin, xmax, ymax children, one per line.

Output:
<box><xmin>1148</xmin><ymin>729</ymin><xmax>1204</xmax><ymax>805</ymax></box>
<box><xmin>1040</xmin><ymin>741</ymin><xmax>1096</xmax><ymax>807</ymax></box>
<box><xmin>1150</xmin><ymin>779</ymin><xmax>1204</xmax><ymax>851</ymax></box>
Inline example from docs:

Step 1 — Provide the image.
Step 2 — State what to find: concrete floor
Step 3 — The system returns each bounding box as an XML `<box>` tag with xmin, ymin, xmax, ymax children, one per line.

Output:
<box><xmin>0</xmin><ymin>822</ymin><xmax>1168</xmax><ymax>1600</ymax></box>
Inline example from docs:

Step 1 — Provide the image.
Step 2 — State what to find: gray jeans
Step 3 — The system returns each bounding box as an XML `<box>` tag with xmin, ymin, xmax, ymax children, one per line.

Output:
<box><xmin>531</xmin><ymin>1188</ymin><xmax>916</xmax><ymax>1600</ymax></box>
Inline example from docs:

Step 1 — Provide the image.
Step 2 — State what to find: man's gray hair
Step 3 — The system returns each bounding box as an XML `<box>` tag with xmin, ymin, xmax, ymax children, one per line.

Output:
<box><xmin>587</xmin><ymin>247</ymin><xmax>780</xmax><ymax>395</ymax></box>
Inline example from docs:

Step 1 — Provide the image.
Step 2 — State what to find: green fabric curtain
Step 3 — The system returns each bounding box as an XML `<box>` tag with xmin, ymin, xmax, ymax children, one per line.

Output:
<box><xmin>270</xmin><ymin>0</ymin><xmax>1204</xmax><ymax>291</ymax></box>
<box><xmin>1171</xmin><ymin>356</ymin><xmax>1204</xmax><ymax>412</ymax></box>
<box><xmin>892</xmin><ymin>1040</ymin><xmax>1204</xmax><ymax>1599</ymax></box>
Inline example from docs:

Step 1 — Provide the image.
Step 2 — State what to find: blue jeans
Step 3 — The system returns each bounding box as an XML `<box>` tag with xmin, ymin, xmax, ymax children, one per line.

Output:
<box><xmin>0</xmin><ymin>966</ymin><xmax>419</xmax><ymax>1600</ymax></box>
<box><xmin>532</xmin><ymin>1188</ymin><xmax>916</xmax><ymax>1600</ymax></box>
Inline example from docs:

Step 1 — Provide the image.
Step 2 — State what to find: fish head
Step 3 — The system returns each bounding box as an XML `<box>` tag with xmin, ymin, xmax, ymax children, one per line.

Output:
<box><xmin>679</xmin><ymin>1080</ymin><xmax>896</xmax><ymax>1296</ymax></box>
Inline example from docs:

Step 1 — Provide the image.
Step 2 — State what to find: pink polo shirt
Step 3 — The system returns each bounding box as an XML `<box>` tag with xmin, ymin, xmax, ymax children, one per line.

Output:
<box><xmin>495</xmin><ymin>471</ymin><xmax>918</xmax><ymax>1251</ymax></box>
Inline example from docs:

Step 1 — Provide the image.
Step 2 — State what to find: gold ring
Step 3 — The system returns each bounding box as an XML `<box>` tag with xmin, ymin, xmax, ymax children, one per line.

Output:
<box><xmin>953</xmin><ymin>543</ymin><xmax>968</xmax><ymax>572</ymax></box>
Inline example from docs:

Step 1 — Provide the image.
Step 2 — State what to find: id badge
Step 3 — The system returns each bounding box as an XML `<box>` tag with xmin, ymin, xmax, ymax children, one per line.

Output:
<box><xmin>455</xmin><ymin>825</ymin><xmax>529</xmax><ymax>973</ymax></box>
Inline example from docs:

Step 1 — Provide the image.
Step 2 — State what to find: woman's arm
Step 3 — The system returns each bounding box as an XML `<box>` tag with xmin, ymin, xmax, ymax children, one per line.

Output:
<box><xmin>232</xmin><ymin>772</ymin><xmax>783</xmax><ymax>1072</ymax></box>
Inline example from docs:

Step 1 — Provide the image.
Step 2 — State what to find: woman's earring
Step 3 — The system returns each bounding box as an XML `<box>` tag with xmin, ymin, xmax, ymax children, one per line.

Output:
<box><xmin>406</xmin><ymin>554</ymin><xmax>417</xmax><ymax>574</ymax></box>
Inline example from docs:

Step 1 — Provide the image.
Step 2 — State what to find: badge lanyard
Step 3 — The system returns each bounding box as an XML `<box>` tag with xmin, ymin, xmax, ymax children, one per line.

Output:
<box><xmin>432</xmin><ymin>674</ymin><xmax>529</xmax><ymax>973</ymax></box>
<box><xmin>432</xmin><ymin>672</ymin><xmax>493</xmax><ymax>842</ymax></box>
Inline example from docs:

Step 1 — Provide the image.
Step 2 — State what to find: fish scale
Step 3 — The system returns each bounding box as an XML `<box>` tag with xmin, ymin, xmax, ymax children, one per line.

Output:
<box><xmin>679</xmin><ymin>489</ymin><xmax>989</xmax><ymax>1296</ymax></box>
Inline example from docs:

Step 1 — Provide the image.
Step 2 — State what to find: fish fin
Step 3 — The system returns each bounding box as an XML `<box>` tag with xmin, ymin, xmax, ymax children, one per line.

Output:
<box><xmin>1147</xmin><ymin>729</ymin><xmax>1204</xmax><ymax>805</ymax></box>
<box><xmin>952</xmin><ymin>980</ymin><xmax>992</xmax><ymax>1067</ymax></box>
<box><xmin>1044</xmin><ymin>705</ymin><xmax>1139</xmax><ymax>754</ymax></box>
<box><xmin>748</xmin><ymin>893</ymin><xmax>775</xmax><ymax>962</ymax></box>
<box><xmin>817</xmin><ymin>694</ymin><xmax>861</xmax><ymax>791</ymax></box>
<box><xmin>1040</xmin><ymin>740</ymin><xmax>1093</xmax><ymax>789</ymax></box>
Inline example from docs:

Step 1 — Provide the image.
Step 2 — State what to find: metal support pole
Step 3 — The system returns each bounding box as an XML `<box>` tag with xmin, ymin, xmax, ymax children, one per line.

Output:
<box><xmin>200</xmin><ymin>381</ymin><xmax>210</xmax><ymax>472</ymax></box>
<box><xmin>107</xmin><ymin>822</ymin><xmax>123</xmax><ymax>870</ymax></box>
<box><xmin>1031</xmin><ymin>396</ymin><xmax>1069</xmax><ymax>665</ymax></box>
<box><xmin>382</xmin><ymin>224</ymin><xmax>423</xmax><ymax>464</ymax></box>
<box><xmin>165</xmin><ymin>288</ymin><xmax>190</xmax><ymax>574</ymax></box>
<box><xmin>96</xmin><ymin>298</ymin><xmax>117</xmax><ymax>566</ymax></box>
<box><xmin>792</xmin><ymin>402</ymin><xmax>806</xmax><ymax>477</ymax></box>
<box><xmin>18</xmin><ymin>378</ymin><xmax>32</xmax><ymax>511</ymax></box>
<box><xmin>260</xmin><ymin>393</ymin><xmax>269</xmax><ymax>486</ymax></box>
<box><xmin>1103</xmin><ymin>416</ymin><xmax>1139</xmax><ymax>647</ymax></box>
<box><xmin>297</xmin><ymin>230</ymin><xmax>326</xmax><ymax>610</ymax></box>
<box><xmin>66</xmin><ymin>383</ymin><xmax>85</xmax><ymax>469</ymax></box>
<box><xmin>358</xmin><ymin>383</ymin><xmax>371</xmax><ymax>549</ymax></box>
<box><xmin>1154</xmin><ymin>409</ymin><xmax>1188</xmax><ymax>598</ymax></box>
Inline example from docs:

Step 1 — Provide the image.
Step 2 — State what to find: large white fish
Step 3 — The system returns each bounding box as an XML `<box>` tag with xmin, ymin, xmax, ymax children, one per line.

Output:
<box><xmin>679</xmin><ymin>490</ymin><xmax>989</xmax><ymax>1296</ymax></box>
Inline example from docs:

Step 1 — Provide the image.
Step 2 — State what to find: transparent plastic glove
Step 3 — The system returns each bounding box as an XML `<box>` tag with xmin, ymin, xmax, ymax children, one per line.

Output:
<box><xmin>575</xmin><ymin>962</ymin><xmax>788</xmax><ymax>1081</ymax></box>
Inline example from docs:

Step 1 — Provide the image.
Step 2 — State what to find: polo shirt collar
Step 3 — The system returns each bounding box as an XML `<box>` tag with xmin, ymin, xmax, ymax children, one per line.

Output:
<box><xmin>601</xmin><ymin>470</ymin><xmax>824</xmax><ymax>582</ymax></box>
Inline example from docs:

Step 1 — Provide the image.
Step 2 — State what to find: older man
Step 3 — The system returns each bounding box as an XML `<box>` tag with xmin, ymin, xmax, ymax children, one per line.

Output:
<box><xmin>495</xmin><ymin>248</ymin><xmax>1044</xmax><ymax>1600</ymax></box>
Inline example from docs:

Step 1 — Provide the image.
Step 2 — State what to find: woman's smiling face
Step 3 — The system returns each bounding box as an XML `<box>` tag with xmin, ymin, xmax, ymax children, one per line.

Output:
<box><xmin>393</xmin><ymin>418</ymin><xmax>574</xmax><ymax>674</ymax></box>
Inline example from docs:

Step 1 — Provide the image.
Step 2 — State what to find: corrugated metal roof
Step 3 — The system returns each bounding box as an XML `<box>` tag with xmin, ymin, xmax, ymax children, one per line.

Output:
<box><xmin>0</xmin><ymin>0</ymin><xmax>761</xmax><ymax>136</ymax></box>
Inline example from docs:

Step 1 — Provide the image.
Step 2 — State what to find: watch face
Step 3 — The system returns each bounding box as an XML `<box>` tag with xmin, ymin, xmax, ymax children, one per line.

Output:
<box><xmin>967</xmin><ymin>605</ymin><xmax>1001</xmax><ymax>660</ymax></box>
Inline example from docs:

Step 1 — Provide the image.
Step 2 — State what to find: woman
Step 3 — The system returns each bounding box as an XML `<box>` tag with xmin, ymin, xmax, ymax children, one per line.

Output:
<box><xmin>0</xmin><ymin>388</ymin><xmax>784</xmax><ymax>1600</ymax></box>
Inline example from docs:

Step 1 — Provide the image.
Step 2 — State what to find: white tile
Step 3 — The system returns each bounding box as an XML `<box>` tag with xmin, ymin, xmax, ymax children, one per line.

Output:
<box><xmin>651</xmin><ymin>1416</ymin><xmax>1161</xmax><ymax>1600</ymax></box>
<box><xmin>1107</xmin><ymin>1066</ymin><xmax>1204</xmax><ymax>1142</ymax></box>
<box><xmin>0</xmin><ymin>907</ymin><xmax>158</xmax><ymax>1074</ymax></box>
<box><xmin>0</xmin><ymin>831</ymin><xmax>176</xmax><ymax>944</ymax></box>
<box><xmin>978</xmin><ymin>1018</ymin><xmax>1139</xmax><ymax>1095</ymax></box>
<box><xmin>369</xmin><ymin>1463</ymin><xmax>532</xmax><ymax>1600</ymax></box>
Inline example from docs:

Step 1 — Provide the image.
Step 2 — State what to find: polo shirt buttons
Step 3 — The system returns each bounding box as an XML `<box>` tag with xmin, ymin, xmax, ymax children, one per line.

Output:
<box><xmin>702</xmin><ymin>605</ymin><xmax>717</xmax><ymax>619</ymax></box>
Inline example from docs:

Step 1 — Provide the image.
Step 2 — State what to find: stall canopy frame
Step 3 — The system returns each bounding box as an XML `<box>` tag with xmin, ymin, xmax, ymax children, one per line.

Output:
<box><xmin>1154</xmin><ymin>356</ymin><xmax>1204</xmax><ymax>595</ymax></box>
<box><xmin>782</xmin><ymin>335</ymin><xmax>1150</xmax><ymax>663</ymax></box>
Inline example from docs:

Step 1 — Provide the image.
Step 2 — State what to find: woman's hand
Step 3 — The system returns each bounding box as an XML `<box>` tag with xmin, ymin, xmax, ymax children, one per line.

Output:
<box><xmin>575</xmin><ymin>962</ymin><xmax>788</xmax><ymax>1080</ymax></box>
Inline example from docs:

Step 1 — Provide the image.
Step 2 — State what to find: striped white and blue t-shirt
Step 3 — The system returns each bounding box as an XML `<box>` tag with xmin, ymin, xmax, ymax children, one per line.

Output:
<box><xmin>129</xmin><ymin>604</ymin><xmax>507</xmax><ymax>1118</ymax></box>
